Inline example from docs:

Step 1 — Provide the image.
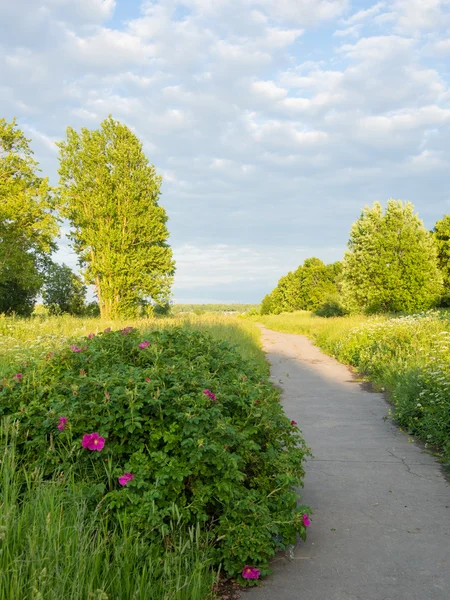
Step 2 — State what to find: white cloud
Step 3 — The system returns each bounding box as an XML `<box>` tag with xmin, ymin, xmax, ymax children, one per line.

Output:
<box><xmin>2</xmin><ymin>0</ymin><xmax>450</xmax><ymax>301</ymax></box>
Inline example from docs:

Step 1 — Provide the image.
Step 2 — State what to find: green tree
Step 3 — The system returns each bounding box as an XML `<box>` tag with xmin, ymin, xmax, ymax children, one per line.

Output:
<box><xmin>342</xmin><ymin>200</ymin><xmax>442</xmax><ymax>313</ymax></box>
<box><xmin>42</xmin><ymin>262</ymin><xmax>87</xmax><ymax>315</ymax></box>
<box><xmin>57</xmin><ymin>116</ymin><xmax>175</xmax><ymax>319</ymax></box>
<box><xmin>297</xmin><ymin>258</ymin><xmax>341</xmax><ymax>310</ymax></box>
<box><xmin>434</xmin><ymin>215</ymin><xmax>450</xmax><ymax>306</ymax></box>
<box><xmin>0</xmin><ymin>118</ymin><xmax>57</xmax><ymax>315</ymax></box>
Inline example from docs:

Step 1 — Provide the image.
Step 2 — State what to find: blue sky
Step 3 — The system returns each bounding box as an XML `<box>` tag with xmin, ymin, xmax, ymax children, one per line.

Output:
<box><xmin>1</xmin><ymin>0</ymin><xmax>450</xmax><ymax>303</ymax></box>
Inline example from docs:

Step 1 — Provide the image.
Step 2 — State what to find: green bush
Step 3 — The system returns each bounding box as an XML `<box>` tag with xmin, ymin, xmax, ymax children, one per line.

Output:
<box><xmin>0</xmin><ymin>421</ymin><xmax>216</xmax><ymax>600</ymax></box>
<box><xmin>314</xmin><ymin>295</ymin><xmax>348</xmax><ymax>318</ymax></box>
<box><xmin>0</xmin><ymin>327</ymin><xmax>310</xmax><ymax>579</ymax></box>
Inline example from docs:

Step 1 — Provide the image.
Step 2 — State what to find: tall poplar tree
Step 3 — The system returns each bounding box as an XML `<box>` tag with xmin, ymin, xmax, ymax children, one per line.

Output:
<box><xmin>342</xmin><ymin>200</ymin><xmax>442</xmax><ymax>313</ymax></box>
<box><xmin>57</xmin><ymin>116</ymin><xmax>175</xmax><ymax>319</ymax></box>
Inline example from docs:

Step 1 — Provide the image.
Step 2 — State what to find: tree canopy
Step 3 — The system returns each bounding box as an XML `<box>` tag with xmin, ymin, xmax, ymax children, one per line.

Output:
<box><xmin>341</xmin><ymin>200</ymin><xmax>442</xmax><ymax>313</ymax></box>
<box><xmin>57</xmin><ymin>116</ymin><xmax>175</xmax><ymax>319</ymax></box>
<box><xmin>42</xmin><ymin>262</ymin><xmax>87</xmax><ymax>315</ymax></box>
<box><xmin>434</xmin><ymin>215</ymin><xmax>450</xmax><ymax>306</ymax></box>
<box><xmin>0</xmin><ymin>117</ymin><xmax>58</xmax><ymax>315</ymax></box>
<box><xmin>260</xmin><ymin>258</ymin><xmax>341</xmax><ymax>315</ymax></box>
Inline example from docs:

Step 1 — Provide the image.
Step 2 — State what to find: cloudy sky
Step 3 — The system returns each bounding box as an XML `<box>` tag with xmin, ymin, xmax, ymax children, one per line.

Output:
<box><xmin>2</xmin><ymin>0</ymin><xmax>450</xmax><ymax>302</ymax></box>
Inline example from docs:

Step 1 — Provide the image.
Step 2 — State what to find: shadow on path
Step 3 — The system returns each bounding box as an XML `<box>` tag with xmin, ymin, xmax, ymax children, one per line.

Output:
<box><xmin>246</xmin><ymin>327</ymin><xmax>450</xmax><ymax>600</ymax></box>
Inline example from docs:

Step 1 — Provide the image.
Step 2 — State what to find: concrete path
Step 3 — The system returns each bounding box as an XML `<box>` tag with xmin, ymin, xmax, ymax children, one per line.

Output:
<box><xmin>247</xmin><ymin>327</ymin><xmax>450</xmax><ymax>600</ymax></box>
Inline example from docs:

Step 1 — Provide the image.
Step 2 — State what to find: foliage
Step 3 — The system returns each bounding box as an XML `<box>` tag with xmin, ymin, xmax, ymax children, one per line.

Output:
<box><xmin>57</xmin><ymin>116</ymin><xmax>175</xmax><ymax>319</ymax></box>
<box><xmin>314</xmin><ymin>294</ymin><xmax>348</xmax><ymax>318</ymax></box>
<box><xmin>434</xmin><ymin>215</ymin><xmax>450</xmax><ymax>307</ymax></box>
<box><xmin>0</xmin><ymin>422</ymin><xmax>216</xmax><ymax>600</ymax></box>
<box><xmin>0</xmin><ymin>118</ymin><xmax>58</xmax><ymax>315</ymax></box>
<box><xmin>256</xmin><ymin>310</ymin><xmax>450</xmax><ymax>466</ymax></box>
<box><xmin>42</xmin><ymin>262</ymin><xmax>87</xmax><ymax>315</ymax></box>
<box><xmin>261</xmin><ymin>258</ymin><xmax>341</xmax><ymax>315</ymax></box>
<box><xmin>0</xmin><ymin>327</ymin><xmax>310</xmax><ymax>579</ymax></box>
<box><xmin>260</xmin><ymin>294</ymin><xmax>273</xmax><ymax>316</ymax></box>
<box><xmin>342</xmin><ymin>200</ymin><xmax>442</xmax><ymax>313</ymax></box>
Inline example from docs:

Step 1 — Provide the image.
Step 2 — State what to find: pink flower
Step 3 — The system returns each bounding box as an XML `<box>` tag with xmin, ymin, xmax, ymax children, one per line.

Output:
<box><xmin>121</xmin><ymin>326</ymin><xmax>133</xmax><ymax>335</ymax></box>
<box><xmin>303</xmin><ymin>513</ymin><xmax>311</xmax><ymax>527</ymax></box>
<box><xmin>104</xmin><ymin>328</ymin><xmax>111</xmax><ymax>333</ymax></box>
<box><xmin>57</xmin><ymin>416</ymin><xmax>68</xmax><ymax>431</ymax></box>
<box><xmin>88</xmin><ymin>333</ymin><xmax>95</xmax><ymax>339</ymax></box>
<box><xmin>118</xmin><ymin>473</ymin><xmax>134</xmax><ymax>486</ymax></box>
<box><xmin>105</xmin><ymin>391</ymin><xmax>110</xmax><ymax>402</ymax></box>
<box><xmin>14</xmin><ymin>373</ymin><xmax>23</xmax><ymax>381</ymax></box>
<box><xmin>71</xmin><ymin>345</ymin><xmax>82</xmax><ymax>353</ymax></box>
<box><xmin>242</xmin><ymin>566</ymin><xmax>260</xmax><ymax>580</ymax></box>
<box><xmin>81</xmin><ymin>432</ymin><xmax>105</xmax><ymax>451</ymax></box>
<box><xmin>290</xmin><ymin>420</ymin><xmax>297</xmax><ymax>426</ymax></box>
<box><xmin>139</xmin><ymin>340</ymin><xmax>150</xmax><ymax>349</ymax></box>
<box><xmin>145</xmin><ymin>377</ymin><xmax>151</xmax><ymax>383</ymax></box>
<box><xmin>203</xmin><ymin>389</ymin><xmax>217</xmax><ymax>402</ymax></box>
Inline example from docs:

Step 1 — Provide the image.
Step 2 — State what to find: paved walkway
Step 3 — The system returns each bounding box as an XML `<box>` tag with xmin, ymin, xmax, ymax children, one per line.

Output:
<box><xmin>247</xmin><ymin>327</ymin><xmax>450</xmax><ymax>600</ymax></box>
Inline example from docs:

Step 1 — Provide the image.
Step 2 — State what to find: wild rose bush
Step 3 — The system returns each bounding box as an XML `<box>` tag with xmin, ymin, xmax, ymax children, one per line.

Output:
<box><xmin>0</xmin><ymin>327</ymin><xmax>310</xmax><ymax>579</ymax></box>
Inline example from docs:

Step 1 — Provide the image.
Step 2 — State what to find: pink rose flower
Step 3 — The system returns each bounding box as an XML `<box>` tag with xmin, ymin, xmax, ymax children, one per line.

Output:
<box><xmin>71</xmin><ymin>345</ymin><xmax>82</xmax><ymax>353</ymax></box>
<box><xmin>242</xmin><ymin>566</ymin><xmax>260</xmax><ymax>580</ymax></box>
<box><xmin>203</xmin><ymin>389</ymin><xmax>217</xmax><ymax>402</ymax></box>
<box><xmin>88</xmin><ymin>333</ymin><xmax>95</xmax><ymax>339</ymax></box>
<box><xmin>81</xmin><ymin>432</ymin><xmax>105</xmax><ymax>451</ymax></box>
<box><xmin>14</xmin><ymin>373</ymin><xmax>23</xmax><ymax>381</ymax></box>
<box><xmin>303</xmin><ymin>513</ymin><xmax>311</xmax><ymax>527</ymax></box>
<box><xmin>57</xmin><ymin>416</ymin><xmax>68</xmax><ymax>431</ymax></box>
<box><xmin>139</xmin><ymin>340</ymin><xmax>150</xmax><ymax>349</ymax></box>
<box><xmin>118</xmin><ymin>473</ymin><xmax>134</xmax><ymax>486</ymax></box>
<box><xmin>290</xmin><ymin>420</ymin><xmax>297</xmax><ymax>426</ymax></box>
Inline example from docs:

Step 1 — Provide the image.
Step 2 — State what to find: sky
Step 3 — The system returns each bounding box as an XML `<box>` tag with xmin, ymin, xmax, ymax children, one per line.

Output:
<box><xmin>1</xmin><ymin>0</ymin><xmax>450</xmax><ymax>303</ymax></box>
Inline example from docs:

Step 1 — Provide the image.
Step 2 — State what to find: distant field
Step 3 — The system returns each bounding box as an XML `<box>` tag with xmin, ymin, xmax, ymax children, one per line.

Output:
<box><xmin>171</xmin><ymin>303</ymin><xmax>259</xmax><ymax>314</ymax></box>
<box><xmin>255</xmin><ymin>310</ymin><xmax>450</xmax><ymax>466</ymax></box>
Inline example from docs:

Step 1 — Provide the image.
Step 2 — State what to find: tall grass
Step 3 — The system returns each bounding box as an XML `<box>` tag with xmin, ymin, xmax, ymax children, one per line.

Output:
<box><xmin>0</xmin><ymin>421</ymin><xmax>216</xmax><ymax>600</ymax></box>
<box><xmin>0</xmin><ymin>313</ymin><xmax>267</xmax><ymax>377</ymax></box>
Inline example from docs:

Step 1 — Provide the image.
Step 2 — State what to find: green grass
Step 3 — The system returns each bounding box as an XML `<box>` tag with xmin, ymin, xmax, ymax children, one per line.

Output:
<box><xmin>255</xmin><ymin>310</ymin><xmax>450</xmax><ymax>466</ymax></box>
<box><xmin>0</xmin><ymin>421</ymin><xmax>216</xmax><ymax>600</ymax></box>
<box><xmin>0</xmin><ymin>313</ymin><xmax>267</xmax><ymax>378</ymax></box>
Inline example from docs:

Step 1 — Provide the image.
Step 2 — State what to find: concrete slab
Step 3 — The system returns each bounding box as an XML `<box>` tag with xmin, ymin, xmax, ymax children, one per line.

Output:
<box><xmin>246</xmin><ymin>327</ymin><xmax>450</xmax><ymax>600</ymax></box>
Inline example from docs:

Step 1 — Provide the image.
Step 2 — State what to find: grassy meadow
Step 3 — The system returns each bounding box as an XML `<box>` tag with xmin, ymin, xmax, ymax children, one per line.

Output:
<box><xmin>256</xmin><ymin>310</ymin><xmax>450</xmax><ymax>467</ymax></box>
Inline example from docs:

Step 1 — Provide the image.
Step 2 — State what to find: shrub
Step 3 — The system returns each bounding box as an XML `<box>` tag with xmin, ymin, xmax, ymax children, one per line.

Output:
<box><xmin>0</xmin><ymin>327</ymin><xmax>310</xmax><ymax>579</ymax></box>
<box><xmin>314</xmin><ymin>295</ymin><xmax>348</xmax><ymax>318</ymax></box>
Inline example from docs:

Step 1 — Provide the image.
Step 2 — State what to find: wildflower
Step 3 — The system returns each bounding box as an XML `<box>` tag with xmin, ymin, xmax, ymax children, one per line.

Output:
<box><xmin>203</xmin><ymin>389</ymin><xmax>217</xmax><ymax>402</ymax></box>
<box><xmin>81</xmin><ymin>433</ymin><xmax>105</xmax><ymax>451</ymax></box>
<box><xmin>291</xmin><ymin>420</ymin><xmax>297</xmax><ymax>426</ymax></box>
<box><xmin>88</xmin><ymin>333</ymin><xmax>95</xmax><ymax>340</ymax></box>
<box><xmin>57</xmin><ymin>417</ymin><xmax>68</xmax><ymax>431</ymax></box>
<box><xmin>145</xmin><ymin>377</ymin><xmax>151</xmax><ymax>383</ymax></box>
<box><xmin>303</xmin><ymin>514</ymin><xmax>311</xmax><ymax>527</ymax></box>
<box><xmin>242</xmin><ymin>566</ymin><xmax>260</xmax><ymax>580</ymax></box>
<box><xmin>118</xmin><ymin>473</ymin><xmax>134</xmax><ymax>486</ymax></box>
<box><xmin>104</xmin><ymin>328</ymin><xmax>111</xmax><ymax>333</ymax></box>
<box><xmin>71</xmin><ymin>345</ymin><xmax>82</xmax><ymax>353</ymax></box>
<box><xmin>139</xmin><ymin>340</ymin><xmax>150</xmax><ymax>349</ymax></box>
<box><xmin>14</xmin><ymin>373</ymin><xmax>23</xmax><ymax>381</ymax></box>
<box><xmin>121</xmin><ymin>326</ymin><xmax>133</xmax><ymax>335</ymax></box>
